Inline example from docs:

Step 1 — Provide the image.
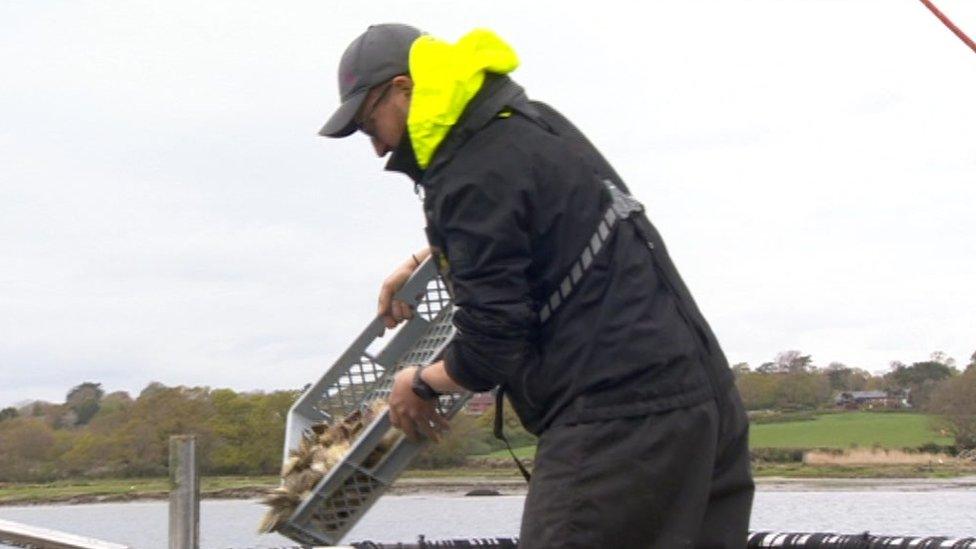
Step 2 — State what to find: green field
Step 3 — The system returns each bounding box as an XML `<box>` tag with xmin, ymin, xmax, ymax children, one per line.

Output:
<box><xmin>749</xmin><ymin>412</ymin><xmax>952</xmax><ymax>449</ymax></box>
<box><xmin>484</xmin><ymin>412</ymin><xmax>953</xmax><ymax>460</ymax></box>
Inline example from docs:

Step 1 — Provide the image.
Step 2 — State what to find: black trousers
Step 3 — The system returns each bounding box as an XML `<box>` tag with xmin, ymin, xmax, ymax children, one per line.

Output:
<box><xmin>519</xmin><ymin>385</ymin><xmax>754</xmax><ymax>548</ymax></box>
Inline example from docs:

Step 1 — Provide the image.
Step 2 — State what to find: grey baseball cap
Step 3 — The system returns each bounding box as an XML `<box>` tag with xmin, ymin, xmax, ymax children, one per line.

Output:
<box><xmin>319</xmin><ymin>23</ymin><xmax>422</xmax><ymax>138</ymax></box>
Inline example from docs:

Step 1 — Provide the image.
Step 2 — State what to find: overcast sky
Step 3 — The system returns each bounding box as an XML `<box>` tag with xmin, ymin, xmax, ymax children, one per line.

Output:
<box><xmin>2</xmin><ymin>1</ymin><xmax>974</xmax><ymax>408</ymax></box>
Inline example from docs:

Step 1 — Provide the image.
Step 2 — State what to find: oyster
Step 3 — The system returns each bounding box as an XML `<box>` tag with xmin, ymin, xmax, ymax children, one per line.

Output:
<box><xmin>258</xmin><ymin>400</ymin><xmax>398</xmax><ymax>533</ymax></box>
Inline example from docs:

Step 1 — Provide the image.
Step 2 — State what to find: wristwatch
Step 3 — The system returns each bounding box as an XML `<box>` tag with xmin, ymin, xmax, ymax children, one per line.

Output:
<box><xmin>411</xmin><ymin>365</ymin><xmax>441</xmax><ymax>401</ymax></box>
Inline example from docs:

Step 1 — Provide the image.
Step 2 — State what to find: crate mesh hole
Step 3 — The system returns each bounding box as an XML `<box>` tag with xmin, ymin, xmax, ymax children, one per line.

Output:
<box><xmin>417</xmin><ymin>277</ymin><xmax>451</xmax><ymax>321</ymax></box>
<box><xmin>315</xmin><ymin>356</ymin><xmax>386</xmax><ymax>420</ymax></box>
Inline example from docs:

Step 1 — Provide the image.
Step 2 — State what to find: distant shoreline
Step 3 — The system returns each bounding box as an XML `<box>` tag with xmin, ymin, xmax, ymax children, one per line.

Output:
<box><xmin>3</xmin><ymin>474</ymin><xmax>976</xmax><ymax>507</ymax></box>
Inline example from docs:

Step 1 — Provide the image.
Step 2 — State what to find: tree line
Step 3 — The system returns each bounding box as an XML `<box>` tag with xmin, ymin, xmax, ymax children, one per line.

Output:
<box><xmin>0</xmin><ymin>382</ymin><xmax>299</xmax><ymax>482</ymax></box>
<box><xmin>0</xmin><ymin>380</ymin><xmax>535</xmax><ymax>482</ymax></box>
<box><xmin>1</xmin><ymin>349</ymin><xmax>973</xmax><ymax>482</ymax></box>
<box><xmin>733</xmin><ymin>350</ymin><xmax>972</xmax><ymax>409</ymax></box>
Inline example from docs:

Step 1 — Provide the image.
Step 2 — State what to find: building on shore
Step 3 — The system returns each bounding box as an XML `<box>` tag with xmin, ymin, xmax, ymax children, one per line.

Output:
<box><xmin>834</xmin><ymin>390</ymin><xmax>908</xmax><ymax>410</ymax></box>
<box><xmin>463</xmin><ymin>392</ymin><xmax>495</xmax><ymax>415</ymax></box>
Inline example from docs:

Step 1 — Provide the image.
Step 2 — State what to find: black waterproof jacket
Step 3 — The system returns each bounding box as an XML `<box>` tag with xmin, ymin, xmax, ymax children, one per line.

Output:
<box><xmin>386</xmin><ymin>75</ymin><xmax>734</xmax><ymax>435</ymax></box>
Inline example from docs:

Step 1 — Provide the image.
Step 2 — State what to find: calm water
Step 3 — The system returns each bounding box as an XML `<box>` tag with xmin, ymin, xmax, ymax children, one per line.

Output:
<box><xmin>1</xmin><ymin>490</ymin><xmax>975</xmax><ymax>548</ymax></box>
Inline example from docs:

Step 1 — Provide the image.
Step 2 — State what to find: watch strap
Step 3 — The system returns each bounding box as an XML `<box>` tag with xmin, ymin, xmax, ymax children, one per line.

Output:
<box><xmin>411</xmin><ymin>366</ymin><xmax>441</xmax><ymax>400</ymax></box>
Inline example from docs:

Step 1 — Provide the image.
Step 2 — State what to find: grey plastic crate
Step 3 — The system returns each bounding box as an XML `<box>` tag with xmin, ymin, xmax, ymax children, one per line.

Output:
<box><xmin>277</xmin><ymin>258</ymin><xmax>469</xmax><ymax>546</ymax></box>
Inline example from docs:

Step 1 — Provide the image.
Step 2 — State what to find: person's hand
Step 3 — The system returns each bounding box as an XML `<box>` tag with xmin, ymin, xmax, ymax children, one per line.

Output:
<box><xmin>377</xmin><ymin>263</ymin><xmax>417</xmax><ymax>330</ymax></box>
<box><xmin>388</xmin><ymin>367</ymin><xmax>450</xmax><ymax>442</ymax></box>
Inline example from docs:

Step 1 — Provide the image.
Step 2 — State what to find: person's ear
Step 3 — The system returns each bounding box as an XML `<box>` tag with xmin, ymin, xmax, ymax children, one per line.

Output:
<box><xmin>392</xmin><ymin>75</ymin><xmax>413</xmax><ymax>97</ymax></box>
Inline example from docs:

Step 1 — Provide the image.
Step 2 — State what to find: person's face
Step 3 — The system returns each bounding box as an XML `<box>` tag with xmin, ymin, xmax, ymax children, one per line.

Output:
<box><xmin>355</xmin><ymin>75</ymin><xmax>411</xmax><ymax>158</ymax></box>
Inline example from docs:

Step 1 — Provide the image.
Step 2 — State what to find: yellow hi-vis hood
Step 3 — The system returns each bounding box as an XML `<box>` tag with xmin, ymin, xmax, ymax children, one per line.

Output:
<box><xmin>407</xmin><ymin>29</ymin><xmax>519</xmax><ymax>169</ymax></box>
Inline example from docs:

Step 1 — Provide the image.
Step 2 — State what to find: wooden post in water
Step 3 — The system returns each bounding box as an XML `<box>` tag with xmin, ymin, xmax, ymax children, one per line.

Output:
<box><xmin>169</xmin><ymin>435</ymin><xmax>199</xmax><ymax>549</ymax></box>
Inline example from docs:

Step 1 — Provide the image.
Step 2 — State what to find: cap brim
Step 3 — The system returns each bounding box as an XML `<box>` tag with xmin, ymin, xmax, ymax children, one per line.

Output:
<box><xmin>318</xmin><ymin>87</ymin><xmax>369</xmax><ymax>138</ymax></box>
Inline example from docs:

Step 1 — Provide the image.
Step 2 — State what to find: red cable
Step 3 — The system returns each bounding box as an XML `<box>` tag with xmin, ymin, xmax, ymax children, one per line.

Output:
<box><xmin>918</xmin><ymin>0</ymin><xmax>976</xmax><ymax>55</ymax></box>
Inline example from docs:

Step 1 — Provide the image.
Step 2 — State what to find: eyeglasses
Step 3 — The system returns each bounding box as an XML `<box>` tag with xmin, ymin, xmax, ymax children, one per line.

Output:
<box><xmin>355</xmin><ymin>81</ymin><xmax>394</xmax><ymax>137</ymax></box>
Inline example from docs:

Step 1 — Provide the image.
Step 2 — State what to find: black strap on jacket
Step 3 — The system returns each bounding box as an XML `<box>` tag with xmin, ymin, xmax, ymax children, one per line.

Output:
<box><xmin>493</xmin><ymin>387</ymin><xmax>532</xmax><ymax>482</ymax></box>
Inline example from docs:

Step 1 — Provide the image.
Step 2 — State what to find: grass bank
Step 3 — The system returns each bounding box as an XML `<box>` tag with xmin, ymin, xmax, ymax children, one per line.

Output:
<box><xmin>0</xmin><ymin>471</ymin><xmax>530</xmax><ymax>506</ymax></box>
<box><xmin>4</xmin><ymin>464</ymin><xmax>976</xmax><ymax>506</ymax></box>
<box><xmin>6</xmin><ymin>461</ymin><xmax>975</xmax><ymax>506</ymax></box>
<box><xmin>0</xmin><ymin>476</ymin><xmax>278</xmax><ymax>506</ymax></box>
